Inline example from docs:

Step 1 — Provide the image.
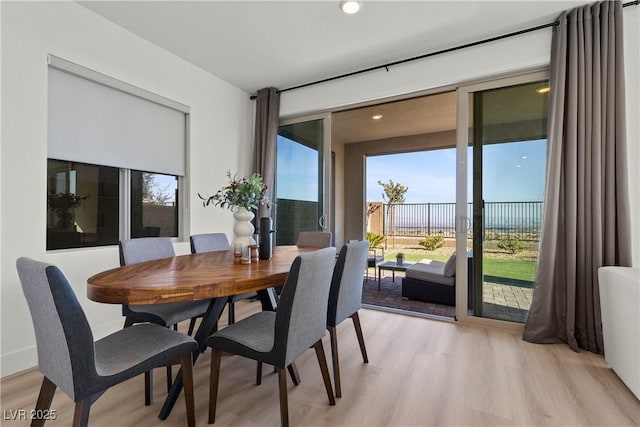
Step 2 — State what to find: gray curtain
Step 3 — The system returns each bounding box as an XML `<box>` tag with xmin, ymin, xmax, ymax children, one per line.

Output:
<box><xmin>523</xmin><ymin>0</ymin><xmax>632</xmax><ymax>353</ymax></box>
<box><xmin>252</xmin><ymin>87</ymin><xmax>280</xmax><ymax>220</ymax></box>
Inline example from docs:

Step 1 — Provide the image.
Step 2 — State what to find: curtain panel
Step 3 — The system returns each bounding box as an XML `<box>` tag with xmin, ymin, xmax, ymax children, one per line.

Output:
<box><xmin>252</xmin><ymin>87</ymin><xmax>280</xmax><ymax>220</ymax></box>
<box><xmin>523</xmin><ymin>0</ymin><xmax>632</xmax><ymax>353</ymax></box>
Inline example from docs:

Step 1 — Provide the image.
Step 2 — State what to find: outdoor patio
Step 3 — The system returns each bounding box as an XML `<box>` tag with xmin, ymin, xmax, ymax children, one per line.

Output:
<box><xmin>361</xmin><ymin>270</ymin><xmax>533</xmax><ymax>323</ymax></box>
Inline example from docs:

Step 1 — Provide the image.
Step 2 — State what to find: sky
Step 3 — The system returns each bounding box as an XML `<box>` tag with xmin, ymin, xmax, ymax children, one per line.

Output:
<box><xmin>367</xmin><ymin>139</ymin><xmax>547</xmax><ymax>204</ymax></box>
<box><xmin>274</xmin><ymin>134</ymin><xmax>547</xmax><ymax>204</ymax></box>
<box><xmin>152</xmin><ymin>173</ymin><xmax>178</xmax><ymax>203</ymax></box>
<box><xmin>276</xmin><ymin>135</ymin><xmax>319</xmax><ymax>201</ymax></box>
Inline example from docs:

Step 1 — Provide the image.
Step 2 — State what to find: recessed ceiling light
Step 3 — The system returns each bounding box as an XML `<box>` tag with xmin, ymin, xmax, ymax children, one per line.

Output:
<box><xmin>371</xmin><ymin>114</ymin><xmax>383</xmax><ymax>120</ymax></box>
<box><xmin>521</xmin><ymin>155</ymin><xmax>528</xmax><ymax>159</ymax></box>
<box><xmin>536</xmin><ymin>87</ymin><xmax>550</xmax><ymax>94</ymax></box>
<box><xmin>340</xmin><ymin>1</ymin><xmax>362</xmax><ymax>15</ymax></box>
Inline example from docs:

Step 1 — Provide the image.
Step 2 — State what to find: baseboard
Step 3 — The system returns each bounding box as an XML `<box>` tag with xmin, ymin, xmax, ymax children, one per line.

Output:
<box><xmin>1</xmin><ymin>346</ymin><xmax>38</xmax><ymax>378</ymax></box>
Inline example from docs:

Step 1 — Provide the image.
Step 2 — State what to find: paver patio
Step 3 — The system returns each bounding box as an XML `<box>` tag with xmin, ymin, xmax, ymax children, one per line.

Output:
<box><xmin>362</xmin><ymin>270</ymin><xmax>533</xmax><ymax>323</ymax></box>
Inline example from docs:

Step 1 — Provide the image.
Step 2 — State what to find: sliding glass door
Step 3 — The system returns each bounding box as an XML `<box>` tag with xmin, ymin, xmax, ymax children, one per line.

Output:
<box><xmin>275</xmin><ymin>115</ymin><xmax>331</xmax><ymax>245</ymax></box>
<box><xmin>456</xmin><ymin>71</ymin><xmax>549</xmax><ymax>327</ymax></box>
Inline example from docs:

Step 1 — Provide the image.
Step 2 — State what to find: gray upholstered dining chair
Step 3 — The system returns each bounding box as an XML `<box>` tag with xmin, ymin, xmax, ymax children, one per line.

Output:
<box><xmin>270</xmin><ymin>231</ymin><xmax>333</xmax><ymax>300</ymax></box>
<box><xmin>296</xmin><ymin>231</ymin><xmax>332</xmax><ymax>248</ymax></box>
<box><xmin>190</xmin><ymin>232</ymin><xmax>230</xmax><ymax>253</ymax></box>
<box><xmin>190</xmin><ymin>232</ymin><xmax>255</xmax><ymax>325</ymax></box>
<box><xmin>119</xmin><ymin>237</ymin><xmax>209</xmax><ymax>405</ymax></box>
<box><xmin>327</xmin><ymin>240</ymin><xmax>370</xmax><ymax>398</ymax></box>
<box><xmin>16</xmin><ymin>257</ymin><xmax>197</xmax><ymax>427</ymax></box>
<box><xmin>207</xmin><ymin>247</ymin><xmax>337</xmax><ymax>427</ymax></box>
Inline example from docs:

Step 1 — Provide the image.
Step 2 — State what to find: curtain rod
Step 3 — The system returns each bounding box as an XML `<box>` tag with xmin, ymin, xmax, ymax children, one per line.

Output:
<box><xmin>250</xmin><ymin>0</ymin><xmax>638</xmax><ymax>100</ymax></box>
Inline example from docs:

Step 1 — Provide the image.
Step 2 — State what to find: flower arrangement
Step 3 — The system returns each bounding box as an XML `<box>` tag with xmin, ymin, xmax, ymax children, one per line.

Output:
<box><xmin>199</xmin><ymin>170</ymin><xmax>270</xmax><ymax>211</ymax></box>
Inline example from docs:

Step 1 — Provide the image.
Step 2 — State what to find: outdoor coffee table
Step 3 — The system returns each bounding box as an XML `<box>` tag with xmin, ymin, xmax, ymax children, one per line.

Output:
<box><xmin>377</xmin><ymin>261</ymin><xmax>415</xmax><ymax>290</ymax></box>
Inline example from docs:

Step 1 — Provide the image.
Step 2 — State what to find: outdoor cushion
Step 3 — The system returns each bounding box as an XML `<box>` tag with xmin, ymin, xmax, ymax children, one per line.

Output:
<box><xmin>444</xmin><ymin>252</ymin><xmax>457</xmax><ymax>277</ymax></box>
<box><xmin>405</xmin><ymin>259</ymin><xmax>455</xmax><ymax>286</ymax></box>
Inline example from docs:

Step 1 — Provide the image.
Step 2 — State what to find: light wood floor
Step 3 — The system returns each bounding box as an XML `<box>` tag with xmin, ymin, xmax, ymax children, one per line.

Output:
<box><xmin>2</xmin><ymin>301</ymin><xmax>639</xmax><ymax>426</ymax></box>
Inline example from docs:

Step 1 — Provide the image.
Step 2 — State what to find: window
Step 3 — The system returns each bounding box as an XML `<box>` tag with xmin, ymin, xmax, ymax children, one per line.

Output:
<box><xmin>131</xmin><ymin>171</ymin><xmax>179</xmax><ymax>238</ymax></box>
<box><xmin>47</xmin><ymin>160</ymin><xmax>119</xmax><ymax>250</ymax></box>
<box><xmin>46</xmin><ymin>162</ymin><xmax>181</xmax><ymax>250</ymax></box>
<box><xmin>46</xmin><ymin>55</ymin><xmax>188</xmax><ymax>250</ymax></box>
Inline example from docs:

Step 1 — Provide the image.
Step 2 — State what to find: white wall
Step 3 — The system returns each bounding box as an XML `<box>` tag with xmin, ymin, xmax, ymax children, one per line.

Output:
<box><xmin>0</xmin><ymin>1</ymin><xmax>253</xmax><ymax>376</ymax></box>
<box><xmin>281</xmin><ymin>8</ymin><xmax>640</xmax><ymax>267</ymax></box>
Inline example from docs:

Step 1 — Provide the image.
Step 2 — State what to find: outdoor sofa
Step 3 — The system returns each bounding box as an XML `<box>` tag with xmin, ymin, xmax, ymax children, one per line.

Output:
<box><xmin>401</xmin><ymin>252</ymin><xmax>473</xmax><ymax>308</ymax></box>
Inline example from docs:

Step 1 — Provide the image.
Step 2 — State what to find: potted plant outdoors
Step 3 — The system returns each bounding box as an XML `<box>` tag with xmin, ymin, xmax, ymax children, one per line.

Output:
<box><xmin>47</xmin><ymin>192</ymin><xmax>85</xmax><ymax>230</ymax></box>
<box><xmin>199</xmin><ymin>170</ymin><xmax>270</xmax><ymax>245</ymax></box>
<box><xmin>396</xmin><ymin>252</ymin><xmax>405</xmax><ymax>265</ymax></box>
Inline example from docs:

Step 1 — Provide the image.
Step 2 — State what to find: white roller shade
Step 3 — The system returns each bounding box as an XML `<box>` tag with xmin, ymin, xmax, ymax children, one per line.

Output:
<box><xmin>48</xmin><ymin>64</ymin><xmax>186</xmax><ymax>176</ymax></box>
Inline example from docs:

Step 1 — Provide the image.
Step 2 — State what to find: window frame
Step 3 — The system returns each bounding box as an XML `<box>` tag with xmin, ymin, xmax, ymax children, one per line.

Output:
<box><xmin>47</xmin><ymin>55</ymin><xmax>190</xmax><ymax>250</ymax></box>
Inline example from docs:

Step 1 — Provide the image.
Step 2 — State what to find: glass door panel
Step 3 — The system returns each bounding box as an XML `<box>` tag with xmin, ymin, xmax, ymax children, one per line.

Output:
<box><xmin>457</xmin><ymin>73</ymin><xmax>549</xmax><ymax>327</ymax></box>
<box><xmin>470</xmin><ymin>80</ymin><xmax>548</xmax><ymax>323</ymax></box>
<box><xmin>275</xmin><ymin>117</ymin><xmax>329</xmax><ymax>245</ymax></box>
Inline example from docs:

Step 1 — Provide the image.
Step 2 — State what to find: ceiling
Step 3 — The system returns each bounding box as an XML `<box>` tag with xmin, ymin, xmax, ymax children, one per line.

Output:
<box><xmin>79</xmin><ymin>1</ymin><xmax>589</xmax><ymax>94</ymax></box>
<box><xmin>332</xmin><ymin>91</ymin><xmax>457</xmax><ymax>143</ymax></box>
<box><xmin>79</xmin><ymin>1</ymin><xmax>578</xmax><ymax>145</ymax></box>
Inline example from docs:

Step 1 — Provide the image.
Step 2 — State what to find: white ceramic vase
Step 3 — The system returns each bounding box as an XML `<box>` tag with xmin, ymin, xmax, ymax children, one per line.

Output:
<box><xmin>232</xmin><ymin>207</ymin><xmax>256</xmax><ymax>245</ymax></box>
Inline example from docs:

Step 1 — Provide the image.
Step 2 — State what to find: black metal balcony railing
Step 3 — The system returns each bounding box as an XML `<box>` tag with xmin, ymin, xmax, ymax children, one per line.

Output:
<box><xmin>382</xmin><ymin>201</ymin><xmax>543</xmax><ymax>241</ymax></box>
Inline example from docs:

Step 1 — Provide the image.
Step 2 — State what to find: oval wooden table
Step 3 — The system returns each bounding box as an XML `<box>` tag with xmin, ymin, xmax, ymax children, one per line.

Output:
<box><xmin>87</xmin><ymin>245</ymin><xmax>311</xmax><ymax>420</ymax></box>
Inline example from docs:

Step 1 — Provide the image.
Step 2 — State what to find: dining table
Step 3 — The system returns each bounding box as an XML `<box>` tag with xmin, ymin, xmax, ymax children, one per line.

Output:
<box><xmin>87</xmin><ymin>245</ymin><xmax>312</xmax><ymax>420</ymax></box>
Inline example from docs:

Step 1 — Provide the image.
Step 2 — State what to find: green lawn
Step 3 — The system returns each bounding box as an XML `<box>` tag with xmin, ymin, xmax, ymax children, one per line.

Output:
<box><xmin>482</xmin><ymin>259</ymin><xmax>535</xmax><ymax>283</ymax></box>
<box><xmin>386</xmin><ymin>252</ymin><xmax>535</xmax><ymax>283</ymax></box>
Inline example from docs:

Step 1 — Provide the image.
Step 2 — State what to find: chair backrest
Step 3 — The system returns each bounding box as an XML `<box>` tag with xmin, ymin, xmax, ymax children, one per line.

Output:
<box><xmin>119</xmin><ymin>237</ymin><xmax>175</xmax><ymax>266</ymax></box>
<box><xmin>296</xmin><ymin>231</ymin><xmax>332</xmax><ymax>248</ymax></box>
<box><xmin>328</xmin><ymin>241</ymin><xmax>370</xmax><ymax>327</ymax></box>
<box><xmin>273</xmin><ymin>247</ymin><xmax>336</xmax><ymax>367</ymax></box>
<box><xmin>16</xmin><ymin>257</ymin><xmax>96</xmax><ymax>401</ymax></box>
<box><xmin>190</xmin><ymin>233</ymin><xmax>230</xmax><ymax>254</ymax></box>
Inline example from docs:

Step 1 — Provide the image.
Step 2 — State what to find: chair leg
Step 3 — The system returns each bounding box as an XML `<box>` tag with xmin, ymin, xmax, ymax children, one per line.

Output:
<box><xmin>328</xmin><ymin>326</ymin><xmax>341</xmax><ymax>398</ymax></box>
<box><xmin>287</xmin><ymin>363</ymin><xmax>301</xmax><ymax>386</ymax></box>
<box><xmin>166</xmin><ymin>324</ymin><xmax>176</xmax><ymax>392</ymax></box>
<box><xmin>256</xmin><ymin>361</ymin><xmax>262</xmax><ymax>385</ymax></box>
<box><xmin>351</xmin><ymin>312</ymin><xmax>369</xmax><ymax>363</ymax></box>
<box><xmin>167</xmin><ymin>365</ymin><xmax>173</xmax><ymax>392</ymax></box>
<box><xmin>277</xmin><ymin>368</ymin><xmax>289</xmax><ymax>427</ymax></box>
<box><xmin>32</xmin><ymin>377</ymin><xmax>56</xmax><ymax>427</ymax></box>
<box><xmin>144</xmin><ymin>371</ymin><xmax>153</xmax><ymax>406</ymax></box>
<box><xmin>228</xmin><ymin>301</ymin><xmax>235</xmax><ymax>325</ymax></box>
<box><xmin>209</xmin><ymin>349</ymin><xmax>222</xmax><ymax>424</ymax></box>
<box><xmin>272</xmin><ymin>362</ymin><xmax>301</xmax><ymax>384</ymax></box>
<box><xmin>313</xmin><ymin>340</ymin><xmax>336</xmax><ymax>406</ymax></box>
<box><xmin>180</xmin><ymin>353</ymin><xmax>195</xmax><ymax>427</ymax></box>
<box><xmin>123</xmin><ymin>317</ymin><xmax>155</xmax><ymax>405</ymax></box>
<box><xmin>187</xmin><ymin>317</ymin><xmax>197</xmax><ymax>335</ymax></box>
<box><xmin>72</xmin><ymin>400</ymin><xmax>91</xmax><ymax>427</ymax></box>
